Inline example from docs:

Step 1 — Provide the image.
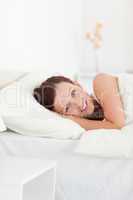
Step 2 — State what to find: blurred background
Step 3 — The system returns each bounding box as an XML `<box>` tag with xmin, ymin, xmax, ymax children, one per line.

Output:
<box><xmin>0</xmin><ymin>0</ymin><xmax>133</xmax><ymax>76</ymax></box>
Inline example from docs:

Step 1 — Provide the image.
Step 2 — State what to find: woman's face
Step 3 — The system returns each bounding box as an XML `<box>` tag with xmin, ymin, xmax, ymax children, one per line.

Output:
<box><xmin>53</xmin><ymin>81</ymin><xmax>95</xmax><ymax>118</ymax></box>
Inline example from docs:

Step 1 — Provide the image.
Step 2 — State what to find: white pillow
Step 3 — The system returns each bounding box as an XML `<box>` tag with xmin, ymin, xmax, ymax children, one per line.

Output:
<box><xmin>0</xmin><ymin>69</ymin><xmax>27</xmax><ymax>89</ymax></box>
<box><xmin>75</xmin><ymin>124</ymin><xmax>133</xmax><ymax>159</ymax></box>
<box><xmin>0</xmin><ymin>72</ymin><xmax>84</xmax><ymax>139</ymax></box>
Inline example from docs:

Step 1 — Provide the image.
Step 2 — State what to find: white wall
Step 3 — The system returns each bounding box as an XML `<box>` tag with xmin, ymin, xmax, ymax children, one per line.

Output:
<box><xmin>81</xmin><ymin>0</ymin><xmax>133</xmax><ymax>73</ymax></box>
<box><xmin>0</xmin><ymin>0</ymin><xmax>83</xmax><ymax>74</ymax></box>
<box><xmin>0</xmin><ymin>0</ymin><xmax>133</xmax><ymax>74</ymax></box>
<box><xmin>124</xmin><ymin>0</ymin><xmax>133</xmax><ymax>72</ymax></box>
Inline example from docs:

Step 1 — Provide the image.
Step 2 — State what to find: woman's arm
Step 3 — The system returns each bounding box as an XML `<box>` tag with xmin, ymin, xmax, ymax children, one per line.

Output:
<box><xmin>68</xmin><ymin>116</ymin><xmax>119</xmax><ymax>130</ymax></box>
<box><xmin>93</xmin><ymin>73</ymin><xmax>125</xmax><ymax>128</ymax></box>
<box><xmin>65</xmin><ymin>73</ymin><xmax>125</xmax><ymax>130</ymax></box>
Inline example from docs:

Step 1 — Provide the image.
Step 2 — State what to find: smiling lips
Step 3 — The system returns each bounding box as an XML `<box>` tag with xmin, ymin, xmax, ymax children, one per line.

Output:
<box><xmin>82</xmin><ymin>99</ymin><xmax>87</xmax><ymax>112</ymax></box>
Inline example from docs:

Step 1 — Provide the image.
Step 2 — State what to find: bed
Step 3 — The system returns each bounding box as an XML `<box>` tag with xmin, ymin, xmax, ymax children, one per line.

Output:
<box><xmin>1</xmin><ymin>130</ymin><xmax>133</xmax><ymax>200</ymax></box>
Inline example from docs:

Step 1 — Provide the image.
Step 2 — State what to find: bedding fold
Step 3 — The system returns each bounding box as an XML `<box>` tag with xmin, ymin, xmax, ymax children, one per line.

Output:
<box><xmin>117</xmin><ymin>73</ymin><xmax>133</xmax><ymax>125</ymax></box>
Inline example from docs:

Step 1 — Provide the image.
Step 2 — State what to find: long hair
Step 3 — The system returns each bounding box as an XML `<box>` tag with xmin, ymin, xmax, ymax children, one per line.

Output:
<box><xmin>85</xmin><ymin>96</ymin><xmax>104</xmax><ymax>120</ymax></box>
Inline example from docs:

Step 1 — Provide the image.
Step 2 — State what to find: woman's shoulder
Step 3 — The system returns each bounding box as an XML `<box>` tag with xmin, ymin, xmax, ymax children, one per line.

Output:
<box><xmin>92</xmin><ymin>73</ymin><xmax>119</xmax><ymax>102</ymax></box>
<box><xmin>93</xmin><ymin>73</ymin><xmax>117</xmax><ymax>82</ymax></box>
<box><xmin>93</xmin><ymin>73</ymin><xmax>118</xmax><ymax>91</ymax></box>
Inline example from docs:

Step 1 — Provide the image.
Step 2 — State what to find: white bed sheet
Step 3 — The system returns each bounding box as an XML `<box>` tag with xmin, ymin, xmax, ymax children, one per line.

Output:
<box><xmin>1</xmin><ymin>131</ymin><xmax>133</xmax><ymax>200</ymax></box>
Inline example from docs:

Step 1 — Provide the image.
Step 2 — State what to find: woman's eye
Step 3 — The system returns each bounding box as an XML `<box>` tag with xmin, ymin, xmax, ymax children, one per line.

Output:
<box><xmin>71</xmin><ymin>90</ymin><xmax>76</xmax><ymax>97</ymax></box>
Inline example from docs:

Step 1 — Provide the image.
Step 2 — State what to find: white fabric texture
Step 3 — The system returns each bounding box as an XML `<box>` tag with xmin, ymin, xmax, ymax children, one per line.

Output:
<box><xmin>0</xmin><ymin>72</ymin><xmax>84</xmax><ymax>139</ymax></box>
<box><xmin>0</xmin><ymin>69</ymin><xmax>27</xmax><ymax>89</ymax></box>
<box><xmin>0</xmin><ymin>114</ymin><xmax>6</xmax><ymax>132</ymax></box>
<box><xmin>76</xmin><ymin>73</ymin><xmax>133</xmax><ymax>158</ymax></box>
<box><xmin>0</xmin><ymin>69</ymin><xmax>27</xmax><ymax>133</ymax></box>
<box><xmin>1</xmin><ymin>131</ymin><xmax>133</xmax><ymax>200</ymax></box>
<box><xmin>117</xmin><ymin>73</ymin><xmax>133</xmax><ymax>125</ymax></box>
<box><xmin>75</xmin><ymin>124</ymin><xmax>133</xmax><ymax>158</ymax></box>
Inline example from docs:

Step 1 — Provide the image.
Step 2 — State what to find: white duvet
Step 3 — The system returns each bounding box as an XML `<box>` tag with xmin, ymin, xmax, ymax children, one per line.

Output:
<box><xmin>1</xmin><ymin>131</ymin><xmax>133</xmax><ymax>200</ymax></box>
<box><xmin>117</xmin><ymin>73</ymin><xmax>133</xmax><ymax>125</ymax></box>
<box><xmin>76</xmin><ymin>73</ymin><xmax>133</xmax><ymax>158</ymax></box>
<box><xmin>76</xmin><ymin>124</ymin><xmax>133</xmax><ymax>158</ymax></box>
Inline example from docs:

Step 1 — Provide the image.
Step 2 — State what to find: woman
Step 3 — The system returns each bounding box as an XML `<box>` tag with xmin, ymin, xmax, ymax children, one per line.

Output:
<box><xmin>33</xmin><ymin>73</ymin><xmax>125</xmax><ymax>130</ymax></box>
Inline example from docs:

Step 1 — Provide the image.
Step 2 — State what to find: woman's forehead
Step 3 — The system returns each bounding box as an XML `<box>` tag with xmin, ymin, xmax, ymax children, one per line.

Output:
<box><xmin>56</xmin><ymin>82</ymin><xmax>74</xmax><ymax>96</ymax></box>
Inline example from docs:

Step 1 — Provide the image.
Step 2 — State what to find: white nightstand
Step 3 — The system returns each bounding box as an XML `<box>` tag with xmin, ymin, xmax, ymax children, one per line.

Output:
<box><xmin>0</xmin><ymin>156</ymin><xmax>56</xmax><ymax>200</ymax></box>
